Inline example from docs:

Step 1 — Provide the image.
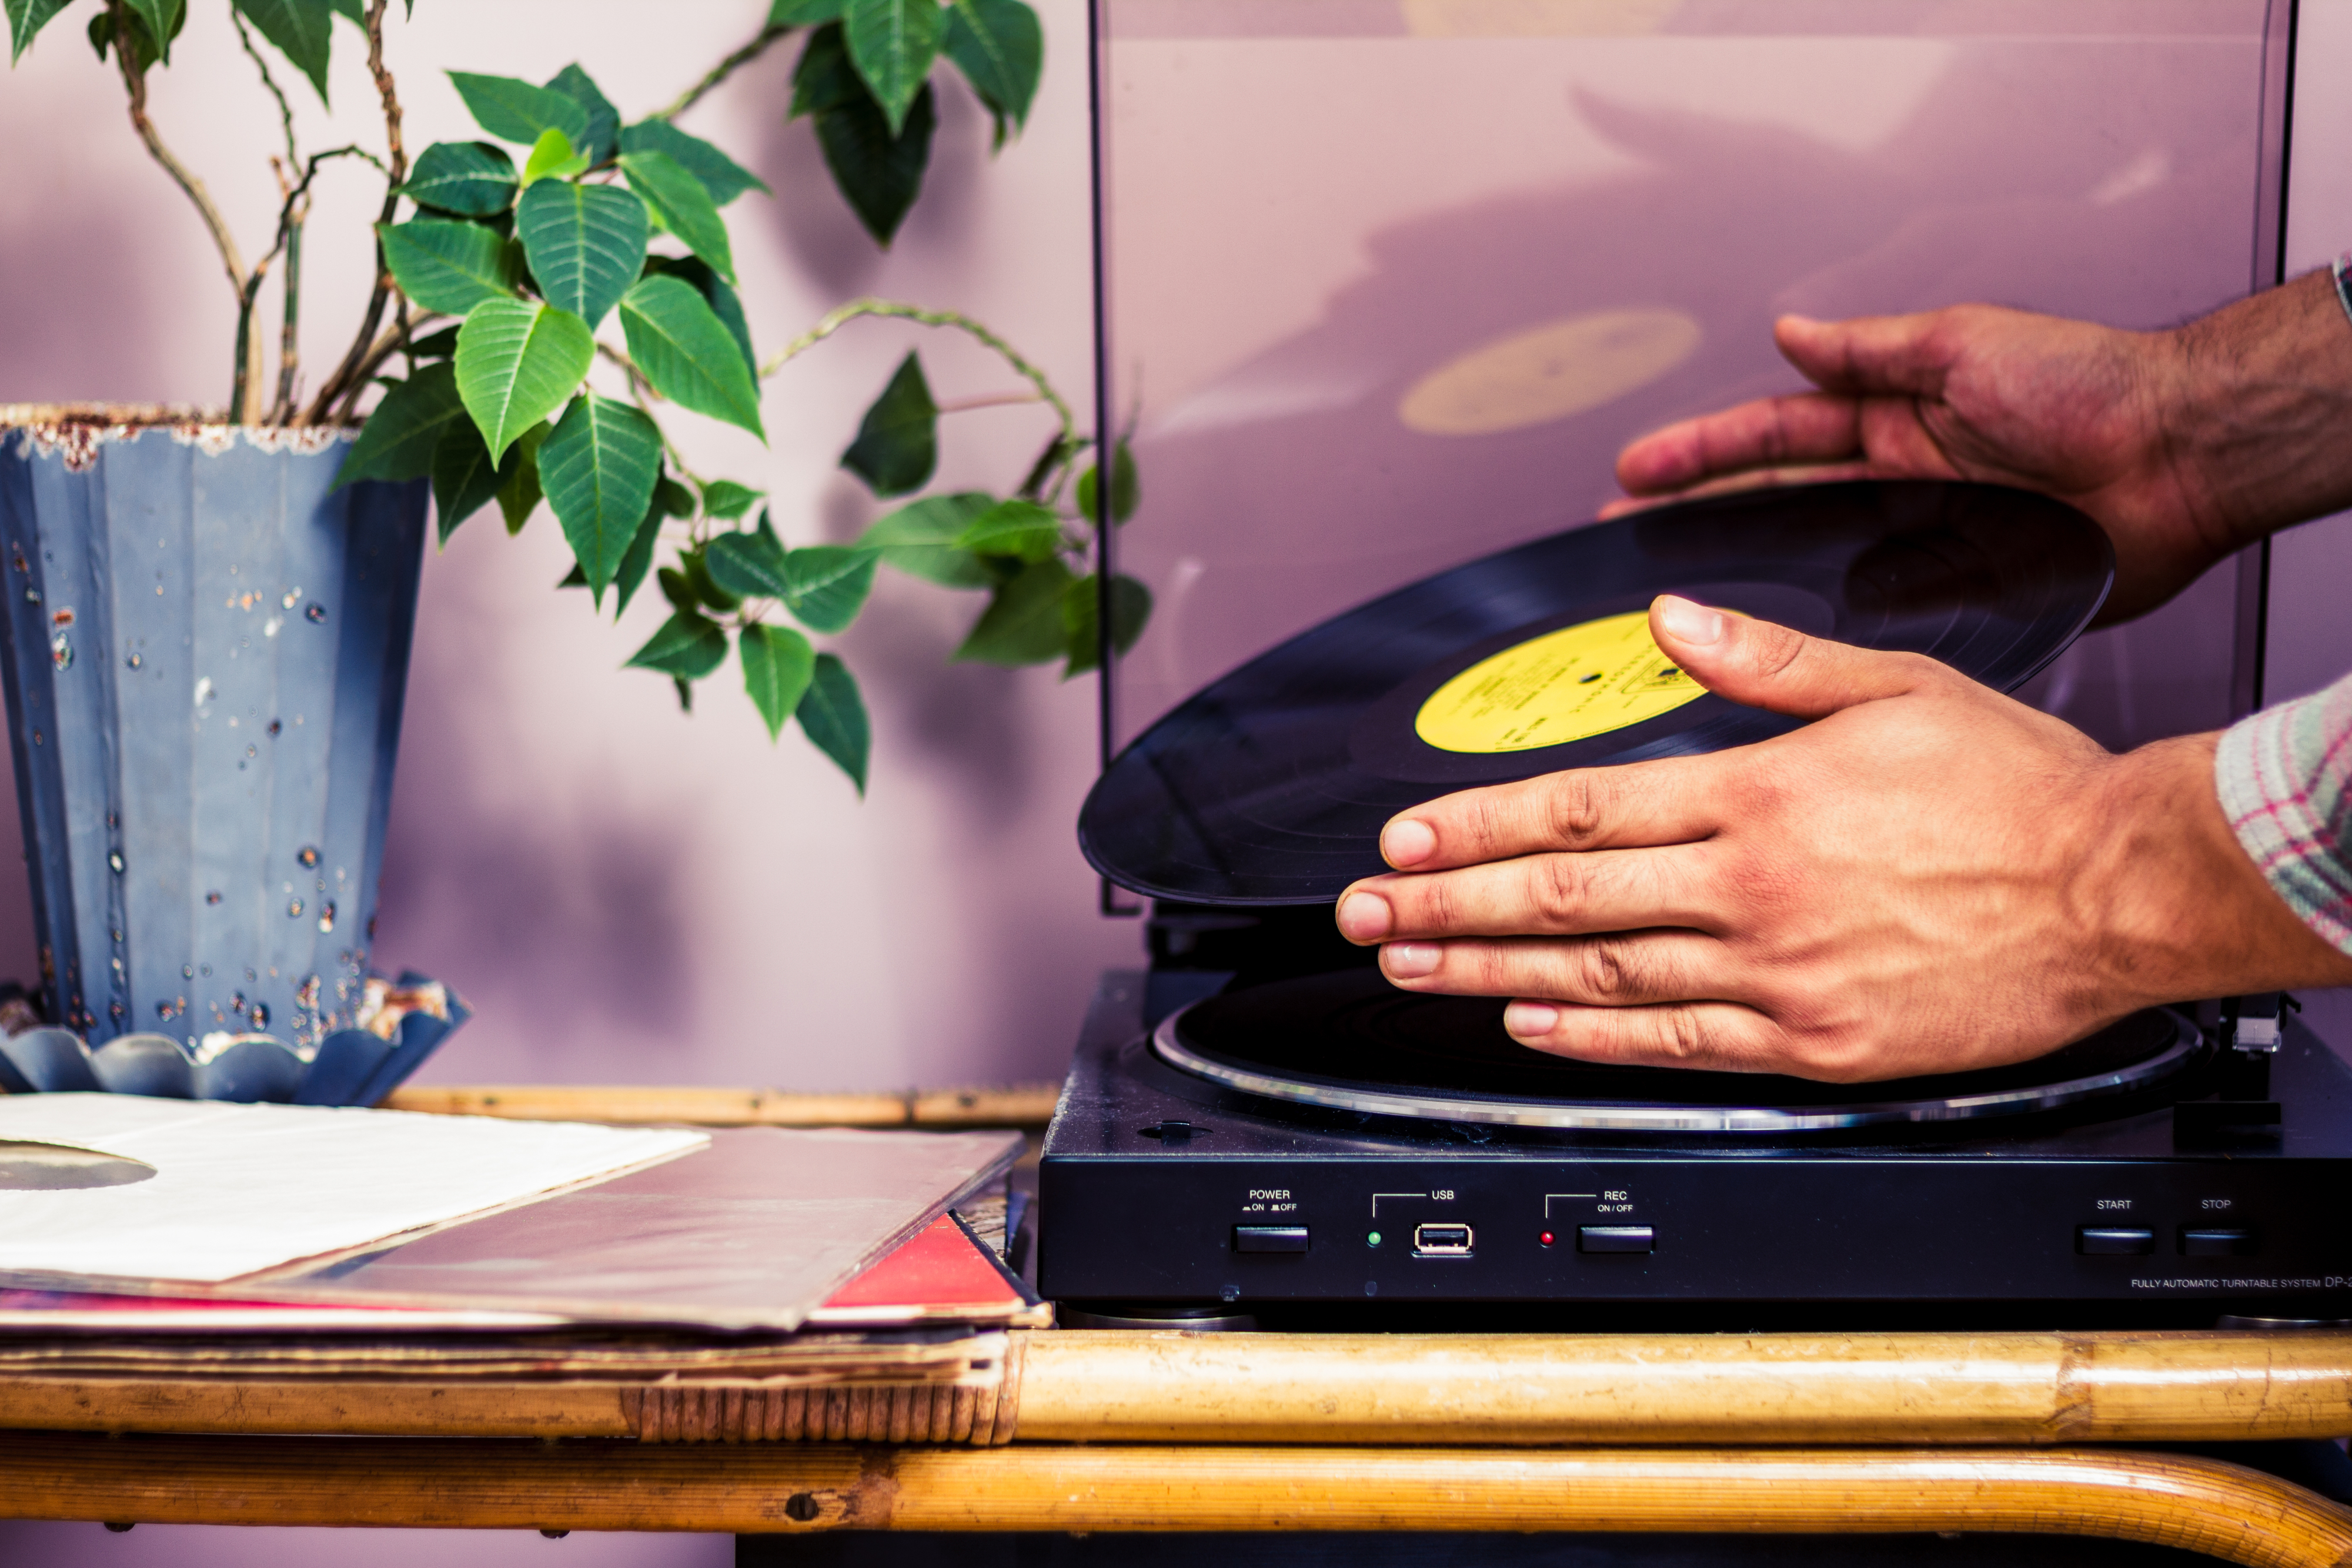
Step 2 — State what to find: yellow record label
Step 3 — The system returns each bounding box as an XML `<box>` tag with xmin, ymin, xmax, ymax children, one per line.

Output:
<box><xmin>1414</xmin><ymin>610</ymin><xmax>1706</xmax><ymax>754</ymax></box>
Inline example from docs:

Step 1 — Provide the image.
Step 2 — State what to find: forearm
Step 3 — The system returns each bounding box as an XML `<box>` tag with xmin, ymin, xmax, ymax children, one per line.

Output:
<box><xmin>2157</xmin><ymin>268</ymin><xmax>2352</xmax><ymax>551</ymax></box>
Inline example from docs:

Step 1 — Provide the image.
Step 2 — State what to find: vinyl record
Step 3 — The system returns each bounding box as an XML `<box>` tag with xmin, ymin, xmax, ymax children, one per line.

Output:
<box><xmin>1155</xmin><ymin>969</ymin><xmax>2203</xmax><ymax>1132</ymax></box>
<box><xmin>1080</xmin><ymin>480</ymin><xmax>2114</xmax><ymax>905</ymax></box>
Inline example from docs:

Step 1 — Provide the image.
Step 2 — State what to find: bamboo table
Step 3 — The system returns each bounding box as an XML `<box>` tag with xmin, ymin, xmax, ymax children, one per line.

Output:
<box><xmin>2</xmin><ymin>1083</ymin><xmax>2347</xmax><ymax>1562</ymax></box>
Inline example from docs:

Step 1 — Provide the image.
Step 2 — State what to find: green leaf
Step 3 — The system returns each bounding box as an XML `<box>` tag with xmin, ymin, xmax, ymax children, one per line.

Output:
<box><xmin>620</xmin><ymin>149</ymin><xmax>736</xmax><ymax>282</ymax></box>
<box><xmin>519</xmin><ymin>126</ymin><xmax>590</xmax><ymax>186</ymax></box>
<box><xmin>87</xmin><ymin>0</ymin><xmax>176</xmax><ymax>69</ymax></box>
<box><xmin>790</xmin><ymin>21</ymin><xmax>864</xmax><ymax>116</ymax></box>
<box><xmin>617</xmin><ymin>119</ymin><xmax>769</xmax><ymax>207</ymax></box>
<box><xmin>1076</xmin><ymin>436</ymin><xmax>1141</xmax><ymax>523</ymax></box>
<box><xmin>449</xmin><ymin>71</ymin><xmax>591</xmax><ymax>148</ymax></box>
<box><xmin>542</xmin><ymin>62</ymin><xmax>619</xmax><ymax>165</ymax></box>
<box><xmin>378</xmin><ymin>218</ymin><xmax>519</xmax><ymax>316</ymax></box>
<box><xmin>400</xmin><ymin>141</ymin><xmax>518</xmax><ymax>218</ymax></box>
<box><xmin>333</xmin><ymin>364</ymin><xmax>465</xmax><ymax>488</ymax></box>
<box><xmin>769</xmin><ymin>0</ymin><xmax>843</xmax><ymax>22</ymax></box>
<box><xmin>843</xmin><ymin>0</ymin><xmax>940</xmax><ymax>138</ymax></box>
<box><xmin>793</xmin><ymin>22</ymin><xmax>934</xmax><ymax>245</ymax></box>
<box><xmin>782</xmin><ymin>546</ymin><xmax>879</xmax><ymax>634</ymax></box>
<box><xmin>740</xmin><ymin>623</ymin><xmax>817</xmax><ymax>742</ymax></box>
<box><xmin>955</xmin><ymin>556</ymin><xmax>1075</xmax><ymax>666</ymax></box>
<box><xmin>453</xmin><ymin>297</ymin><xmax>595</xmax><ymax>462</ymax></box>
<box><xmin>233</xmin><ymin>0</ymin><xmax>330</xmax><ymax>101</ymax></box>
<box><xmin>857</xmin><ymin>492</ymin><xmax>994</xmax><ymax>587</ymax></box>
<box><xmin>954</xmin><ymin>497</ymin><xmax>1062</xmax><ymax>563</ymax></box>
<box><xmin>617</xmin><ymin>275</ymin><xmax>764</xmax><ymax>439</ymax></box>
<box><xmin>496</xmin><ymin>421</ymin><xmax>549</xmax><ymax>533</ymax></box>
<box><xmin>613</xmin><ymin>484</ymin><xmax>669</xmax><ymax>616</ymax></box>
<box><xmin>642</xmin><ymin>255</ymin><xmax>755</xmax><ymax>380</ymax></box>
<box><xmin>514</xmin><ymin>178</ymin><xmax>649</xmax><ymax>330</ymax></box>
<box><xmin>840</xmin><ymin>351</ymin><xmax>936</xmax><ymax>497</ymax></box>
<box><xmin>125</xmin><ymin>0</ymin><xmax>181</xmax><ymax>66</ymax></box>
<box><xmin>539</xmin><ymin>393</ymin><xmax>662</xmax><ymax>603</ymax></box>
<box><xmin>682</xmin><ymin>547</ymin><xmax>742</xmax><ymax>613</ymax></box>
<box><xmin>328</xmin><ymin>0</ymin><xmax>363</xmax><ymax>24</ymax></box>
<box><xmin>658</xmin><ymin>567</ymin><xmax>697</xmax><ymax>616</ymax></box>
<box><xmin>430</xmin><ymin>417</ymin><xmax>507</xmax><ymax>546</ymax></box>
<box><xmin>943</xmin><ymin>0</ymin><xmax>1041</xmax><ymax>142</ymax></box>
<box><xmin>700</xmin><ymin>480</ymin><xmax>764</xmax><ymax>520</ymax></box>
<box><xmin>626</xmin><ymin>611</ymin><xmax>728</xmax><ymax>680</ymax></box>
<box><xmin>817</xmin><ymin>83</ymin><xmax>934</xmax><ymax>246</ymax></box>
<box><xmin>7</xmin><ymin>0</ymin><xmax>76</xmax><ymax>63</ymax></box>
<box><xmin>797</xmin><ymin>653</ymin><xmax>870</xmax><ymax>793</ymax></box>
<box><xmin>703</xmin><ymin>527</ymin><xmax>790</xmax><ymax>601</ymax></box>
<box><xmin>656</xmin><ymin>476</ymin><xmax>697</xmax><ymax>519</ymax></box>
<box><xmin>1060</xmin><ymin>571</ymin><xmax>1153</xmax><ymax>677</ymax></box>
<box><xmin>405</xmin><ymin>325</ymin><xmax>461</xmax><ymax>360</ymax></box>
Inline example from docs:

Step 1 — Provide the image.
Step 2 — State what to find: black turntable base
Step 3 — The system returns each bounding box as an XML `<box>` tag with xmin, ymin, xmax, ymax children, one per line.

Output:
<box><xmin>1037</xmin><ymin>968</ymin><xmax>2352</xmax><ymax>1329</ymax></box>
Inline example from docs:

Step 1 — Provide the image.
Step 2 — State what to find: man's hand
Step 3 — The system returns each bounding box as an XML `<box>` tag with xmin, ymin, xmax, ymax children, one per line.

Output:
<box><xmin>1332</xmin><ymin>597</ymin><xmax>2352</xmax><ymax>1082</ymax></box>
<box><xmin>1609</xmin><ymin>273</ymin><xmax>2352</xmax><ymax>623</ymax></box>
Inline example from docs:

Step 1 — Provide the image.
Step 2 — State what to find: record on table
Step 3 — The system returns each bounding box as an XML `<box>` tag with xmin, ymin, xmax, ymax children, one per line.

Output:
<box><xmin>1080</xmin><ymin>480</ymin><xmax>2114</xmax><ymax>905</ymax></box>
<box><xmin>1154</xmin><ymin>969</ymin><xmax>2203</xmax><ymax>1133</ymax></box>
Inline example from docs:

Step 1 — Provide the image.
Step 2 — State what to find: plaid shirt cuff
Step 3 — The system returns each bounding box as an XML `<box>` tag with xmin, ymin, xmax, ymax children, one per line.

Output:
<box><xmin>2216</xmin><ymin>670</ymin><xmax>2352</xmax><ymax>957</ymax></box>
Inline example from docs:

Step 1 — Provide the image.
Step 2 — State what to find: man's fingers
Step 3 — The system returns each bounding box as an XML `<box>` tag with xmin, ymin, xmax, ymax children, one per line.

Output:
<box><xmin>1596</xmin><ymin>460</ymin><xmax>1886</xmax><ymax>519</ymax></box>
<box><xmin>1376</xmin><ymin>931</ymin><xmax>1737</xmax><ymax>1010</ymax></box>
<box><xmin>1614</xmin><ymin>392</ymin><xmax>1866</xmax><ymax>495</ymax></box>
<box><xmin>1650</xmin><ymin>596</ymin><xmax>1946</xmax><ymax>718</ymax></box>
<box><xmin>1371</xmin><ymin>754</ymin><xmax>1725</xmax><ymax>874</ymax></box>
<box><xmin>1776</xmin><ymin>310</ymin><xmax>1956</xmax><ymax>398</ymax></box>
<box><xmin>1501</xmin><ymin>997</ymin><xmax>1794</xmax><ymax>1075</ymax></box>
<box><xmin>1338</xmin><ymin>845</ymin><xmax>1719</xmax><ymax>945</ymax></box>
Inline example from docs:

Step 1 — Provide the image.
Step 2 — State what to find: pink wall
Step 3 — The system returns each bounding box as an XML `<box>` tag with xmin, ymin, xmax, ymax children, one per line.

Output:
<box><xmin>0</xmin><ymin>0</ymin><xmax>1140</xmax><ymax>1096</ymax></box>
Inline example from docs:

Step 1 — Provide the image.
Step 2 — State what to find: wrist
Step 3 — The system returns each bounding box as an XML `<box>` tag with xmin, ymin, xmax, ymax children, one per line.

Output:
<box><xmin>2154</xmin><ymin>270</ymin><xmax>2352</xmax><ymax>550</ymax></box>
<box><xmin>2083</xmin><ymin>733</ymin><xmax>2352</xmax><ymax>1009</ymax></box>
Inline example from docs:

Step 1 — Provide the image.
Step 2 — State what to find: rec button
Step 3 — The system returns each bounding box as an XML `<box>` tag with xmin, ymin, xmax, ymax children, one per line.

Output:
<box><xmin>1232</xmin><ymin>1225</ymin><xmax>1310</xmax><ymax>1253</ymax></box>
<box><xmin>2076</xmin><ymin>1226</ymin><xmax>2156</xmax><ymax>1256</ymax></box>
<box><xmin>1578</xmin><ymin>1225</ymin><xmax>1655</xmax><ymax>1254</ymax></box>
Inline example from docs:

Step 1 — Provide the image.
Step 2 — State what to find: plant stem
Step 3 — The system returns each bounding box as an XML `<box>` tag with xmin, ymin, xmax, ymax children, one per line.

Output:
<box><xmin>936</xmin><ymin>390</ymin><xmax>1047</xmax><ymax>414</ymax></box>
<box><xmin>656</xmin><ymin>21</ymin><xmax>794</xmax><ymax>121</ymax></box>
<box><xmin>272</xmin><ymin>216</ymin><xmax>304</xmax><ymax>422</ymax></box>
<box><xmin>233</xmin><ymin>9</ymin><xmax>299</xmax><ymax>169</ymax></box>
<box><xmin>106</xmin><ymin>2</ymin><xmax>249</xmax><ymax>411</ymax></box>
<box><xmin>232</xmin><ymin>5</ymin><xmax>308</xmax><ymax>422</ymax></box>
<box><xmin>306</xmin><ymin>0</ymin><xmax>407</xmax><ymax>426</ymax></box>
<box><xmin>761</xmin><ymin>297</ymin><xmax>1078</xmax><ymax>454</ymax></box>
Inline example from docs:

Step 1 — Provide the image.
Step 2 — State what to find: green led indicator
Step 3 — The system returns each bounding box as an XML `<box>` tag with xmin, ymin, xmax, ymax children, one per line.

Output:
<box><xmin>1367</xmin><ymin>1230</ymin><xmax>1383</xmax><ymax>1248</ymax></box>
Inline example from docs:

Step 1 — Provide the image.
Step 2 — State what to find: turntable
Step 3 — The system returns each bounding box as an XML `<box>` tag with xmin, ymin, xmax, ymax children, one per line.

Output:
<box><xmin>1041</xmin><ymin>2</ymin><xmax>2349</xmax><ymax>1328</ymax></box>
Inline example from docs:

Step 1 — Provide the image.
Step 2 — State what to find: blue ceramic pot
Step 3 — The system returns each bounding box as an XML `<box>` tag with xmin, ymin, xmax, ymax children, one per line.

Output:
<box><xmin>0</xmin><ymin>409</ymin><xmax>456</xmax><ymax>1099</ymax></box>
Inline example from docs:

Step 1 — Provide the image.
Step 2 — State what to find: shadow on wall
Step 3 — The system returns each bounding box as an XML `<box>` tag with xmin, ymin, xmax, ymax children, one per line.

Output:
<box><xmin>367</xmin><ymin>529</ymin><xmax>695</xmax><ymax>1075</ymax></box>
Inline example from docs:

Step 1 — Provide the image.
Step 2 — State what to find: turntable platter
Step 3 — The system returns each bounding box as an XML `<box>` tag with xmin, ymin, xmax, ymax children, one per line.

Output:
<box><xmin>1155</xmin><ymin>969</ymin><xmax>2206</xmax><ymax>1132</ymax></box>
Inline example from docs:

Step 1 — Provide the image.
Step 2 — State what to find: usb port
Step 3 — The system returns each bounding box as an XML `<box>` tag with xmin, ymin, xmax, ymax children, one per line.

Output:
<box><xmin>1412</xmin><ymin>1223</ymin><xmax>1473</xmax><ymax>1255</ymax></box>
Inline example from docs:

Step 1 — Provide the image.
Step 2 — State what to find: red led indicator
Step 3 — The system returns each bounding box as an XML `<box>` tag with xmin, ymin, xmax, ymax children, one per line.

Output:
<box><xmin>1539</xmin><ymin>1231</ymin><xmax>1556</xmax><ymax>1247</ymax></box>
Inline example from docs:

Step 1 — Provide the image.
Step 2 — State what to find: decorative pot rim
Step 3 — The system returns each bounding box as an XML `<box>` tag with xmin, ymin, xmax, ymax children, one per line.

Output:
<box><xmin>0</xmin><ymin>407</ymin><xmax>358</xmax><ymax>470</ymax></box>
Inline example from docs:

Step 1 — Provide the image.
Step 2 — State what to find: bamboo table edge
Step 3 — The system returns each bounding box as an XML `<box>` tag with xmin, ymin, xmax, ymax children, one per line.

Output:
<box><xmin>4</xmin><ymin>1435</ymin><xmax>2351</xmax><ymax>1565</ymax></box>
<box><xmin>14</xmin><ymin>1328</ymin><xmax>2352</xmax><ymax>1446</ymax></box>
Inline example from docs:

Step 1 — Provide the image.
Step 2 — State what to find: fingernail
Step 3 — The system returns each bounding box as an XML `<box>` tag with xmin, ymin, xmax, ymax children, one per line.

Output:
<box><xmin>1383</xmin><ymin>941</ymin><xmax>1441</xmax><ymax>979</ymax></box>
<box><xmin>1504</xmin><ymin>1001</ymin><xmax>1561</xmax><ymax>1038</ymax></box>
<box><xmin>1384</xmin><ymin>818</ymin><xmax>1437</xmax><ymax>867</ymax></box>
<box><xmin>1335</xmin><ymin>891</ymin><xmax>1391</xmax><ymax>942</ymax></box>
<box><xmin>1656</xmin><ymin>595</ymin><xmax>1724</xmax><ymax>646</ymax></box>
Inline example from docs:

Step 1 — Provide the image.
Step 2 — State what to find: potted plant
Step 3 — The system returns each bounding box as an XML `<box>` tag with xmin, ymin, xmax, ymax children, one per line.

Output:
<box><xmin>0</xmin><ymin>0</ymin><xmax>1145</xmax><ymax>1099</ymax></box>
